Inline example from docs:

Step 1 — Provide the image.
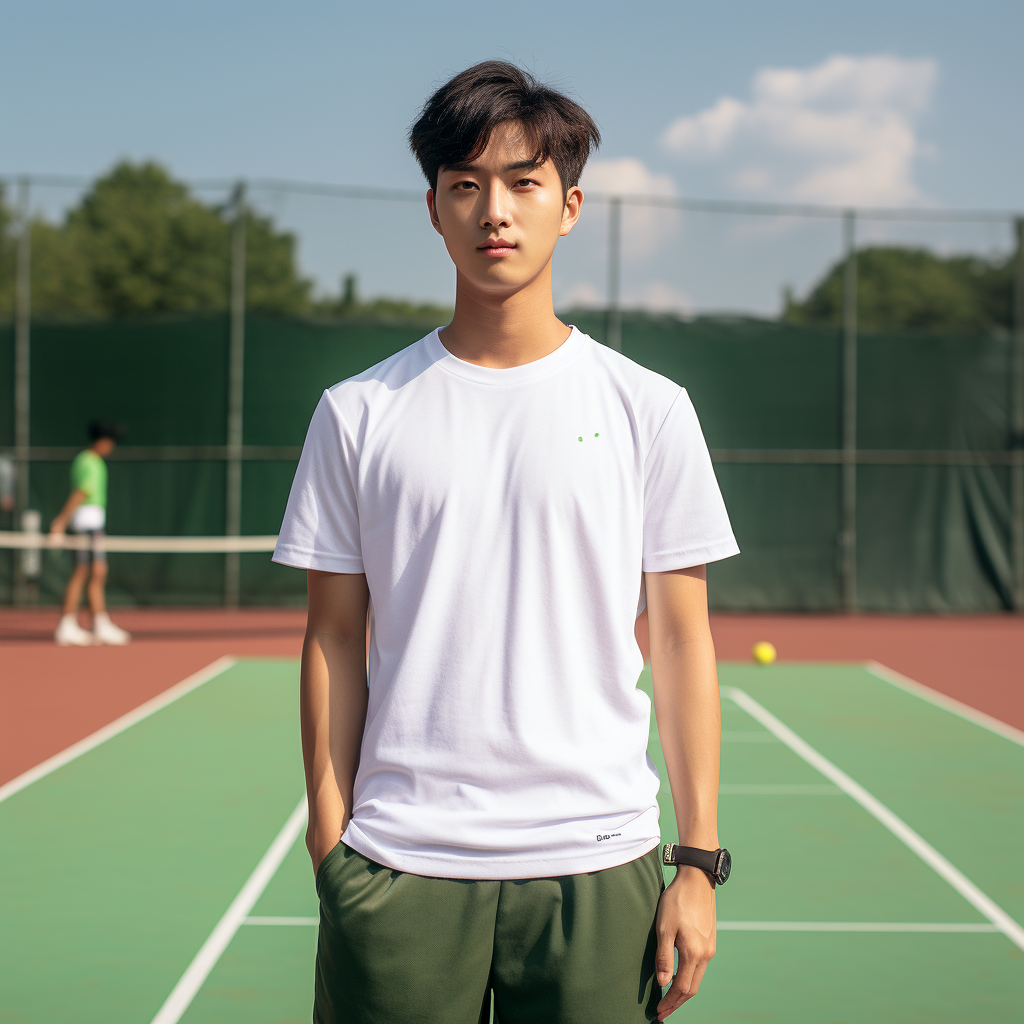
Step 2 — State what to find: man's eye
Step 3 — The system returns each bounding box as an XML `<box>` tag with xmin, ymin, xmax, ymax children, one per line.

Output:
<box><xmin>454</xmin><ymin>181</ymin><xmax>478</xmax><ymax>191</ymax></box>
<box><xmin>515</xmin><ymin>179</ymin><xmax>537</xmax><ymax>188</ymax></box>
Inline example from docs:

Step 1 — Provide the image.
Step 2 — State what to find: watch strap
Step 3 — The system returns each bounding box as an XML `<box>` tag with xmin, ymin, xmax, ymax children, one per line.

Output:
<box><xmin>661</xmin><ymin>844</ymin><xmax>718</xmax><ymax>874</ymax></box>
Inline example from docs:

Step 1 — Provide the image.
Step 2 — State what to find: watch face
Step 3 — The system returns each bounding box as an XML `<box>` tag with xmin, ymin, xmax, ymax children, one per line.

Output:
<box><xmin>716</xmin><ymin>849</ymin><xmax>732</xmax><ymax>884</ymax></box>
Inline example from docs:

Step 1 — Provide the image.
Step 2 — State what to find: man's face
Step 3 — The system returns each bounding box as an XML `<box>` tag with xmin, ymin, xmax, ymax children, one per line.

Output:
<box><xmin>94</xmin><ymin>438</ymin><xmax>116</xmax><ymax>457</ymax></box>
<box><xmin>428</xmin><ymin>123</ymin><xmax>582</xmax><ymax>299</ymax></box>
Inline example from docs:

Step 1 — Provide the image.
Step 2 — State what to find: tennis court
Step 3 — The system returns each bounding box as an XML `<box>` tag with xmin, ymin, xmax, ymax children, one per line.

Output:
<box><xmin>2</xmin><ymin>648</ymin><xmax>1020</xmax><ymax>1023</ymax></box>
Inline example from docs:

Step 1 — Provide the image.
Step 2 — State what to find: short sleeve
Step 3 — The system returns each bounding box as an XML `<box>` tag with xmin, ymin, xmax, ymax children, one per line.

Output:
<box><xmin>71</xmin><ymin>454</ymin><xmax>91</xmax><ymax>490</ymax></box>
<box><xmin>71</xmin><ymin>453</ymin><xmax>102</xmax><ymax>499</ymax></box>
<box><xmin>273</xmin><ymin>390</ymin><xmax>364</xmax><ymax>573</ymax></box>
<box><xmin>642</xmin><ymin>389</ymin><xmax>739</xmax><ymax>572</ymax></box>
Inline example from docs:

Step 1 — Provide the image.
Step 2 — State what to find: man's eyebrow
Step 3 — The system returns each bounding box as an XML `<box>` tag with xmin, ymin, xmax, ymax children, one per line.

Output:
<box><xmin>443</xmin><ymin>158</ymin><xmax>545</xmax><ymax>174</ymax></box>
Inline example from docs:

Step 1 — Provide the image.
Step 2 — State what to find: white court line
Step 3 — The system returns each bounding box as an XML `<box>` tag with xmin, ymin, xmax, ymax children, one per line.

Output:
<box><xmin>719</xmin><ymin>783</ymin><xmax>841</xmax><ymax>795</ymax></box>
<box><xmin>150</xmin><ymin>797</ymin><xmax>307</xmax><ymax>1024</ymax></box>
<box><xmin>866</xmin><ymin>661</ymin><xmax>1024</xmax><ymax>748</ymax></box>
<box><xmin>0</xmin><ymin>656</ymin><xmax>236</xmax><ymax>805</ymax></box>
<box><xmin>237</xmin><ymin>915</ymin><xmax>997</xmax><ymax>934</ymax></box>
<box><xmin>717</xmin><ymin>921</ymin><xmax>999</xmax><ymax>933</ymax></box>
<box><xmin>724</xmin><ymin>686</ymin><xmax>1024</xmax><ymax>953</ymax></box>
<box><xmin>244</xmin><ymin>916</ymin><xmax>319</xmax><ymax>926</ymax></box>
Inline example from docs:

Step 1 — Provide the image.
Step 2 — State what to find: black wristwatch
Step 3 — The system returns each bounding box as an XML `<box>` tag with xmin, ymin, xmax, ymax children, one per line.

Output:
<box><xmin>662</xmin><ymin>844</ymin><xmax>732</xmax><ymax>886</ymax></box>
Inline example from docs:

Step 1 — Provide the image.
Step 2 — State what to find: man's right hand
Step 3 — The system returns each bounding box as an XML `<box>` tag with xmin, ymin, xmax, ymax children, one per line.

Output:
<box><xmin>308</xmin><ymin>818</ymin><xmax>347</xmax><ymax>874</ymax></box>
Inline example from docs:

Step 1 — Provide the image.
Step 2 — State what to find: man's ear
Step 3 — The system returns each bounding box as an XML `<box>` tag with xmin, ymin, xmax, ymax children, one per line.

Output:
<box><xmin>559</xmin><ymin>186</ymin><xmax>584</xmax><ymax>237</ymax></box>
<box><xmin>426</xmin><ymin>189</ymin><xmax>444</xmax><ymax>236</ymax></box>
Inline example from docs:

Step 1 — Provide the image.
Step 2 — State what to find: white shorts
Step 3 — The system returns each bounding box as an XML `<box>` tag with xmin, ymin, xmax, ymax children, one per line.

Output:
<box><xmin>71</xmin><ymin>504</ymin><xmax>106</xmax><ymax>532</ymax></box>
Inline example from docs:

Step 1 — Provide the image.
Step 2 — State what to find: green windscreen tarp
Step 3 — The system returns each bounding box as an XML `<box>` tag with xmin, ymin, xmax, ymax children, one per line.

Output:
<box><xmin>0</xmin><ymin>311</ymin><xmax>1016</xmax><ymax>611</ymax></box>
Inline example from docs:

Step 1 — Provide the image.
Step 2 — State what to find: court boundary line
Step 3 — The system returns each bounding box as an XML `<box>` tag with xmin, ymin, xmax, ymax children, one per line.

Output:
<box><xmin>723</xmin><ymin>686</ymin><xmax>1024</xmax><ymax>952</ymax></box>
<box><xmin>149</xmin><ymin>796</ymin><xmax>307</xmax><ymax>1024</ymax></box>
<box><xmin>0</xmin><ymin>655</ymin><xmax>237</xmax><ymax>805</ymax></box>
<box><xmin>237</xmin><ymin>915</ymin><xmax>998</xmax><ymax>934</ymax></box>
<box><xmin>244</xmin><ymin>916</ymin><xmax>319</xmax><ymax>926</ymax></box>
<box><xmin>865</xmin><ymin>661</ymin><xmax>1024</xmax><ymax>748</ymax></box>
<box><xmin>716</xmin><ymin>921</ymin><xmax>999</xmax><ymax>933</ymax></box>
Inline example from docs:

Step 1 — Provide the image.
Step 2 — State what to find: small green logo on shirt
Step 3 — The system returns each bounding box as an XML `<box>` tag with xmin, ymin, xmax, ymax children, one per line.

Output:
<box><xmin>578</xmin><ymin>433</ymin><xmax>600</xmax><ymax>441</ymax></box>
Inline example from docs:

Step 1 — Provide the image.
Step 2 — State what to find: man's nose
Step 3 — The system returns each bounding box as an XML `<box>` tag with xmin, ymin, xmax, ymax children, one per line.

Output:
<box><xmin>480</xmin><ymin>185</ymin><xmax>511</xmax><ymax>230</ymax></box>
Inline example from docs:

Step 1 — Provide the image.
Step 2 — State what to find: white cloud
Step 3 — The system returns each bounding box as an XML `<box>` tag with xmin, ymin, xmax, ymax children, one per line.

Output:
<box><xmin>579</xmin><ymin>157</ymin><xmax>680</xmax><ymax>255</ymax></box>
<box><xmin>661</xmin><ymin>54</ymin><xmax>937</xmax><ymax>206</ymax></box>
<box><xmin>556</xmin><ymin>279</ymin><xmax>604</xmax><ymax>309</ymax></box>
<box><xmin>632</xmin><ymin>281</ymin><xmax>693</xmax><ymax>318</ymax></box>
<box><xmin>554</xmin><ymin>278</ymin><xmax>693</xmax><ymax>317</ymax></box>
<box><xmin>580</xmin><ymin>157</ymin><xmax>677</xmax><ymax>200</ymax></box>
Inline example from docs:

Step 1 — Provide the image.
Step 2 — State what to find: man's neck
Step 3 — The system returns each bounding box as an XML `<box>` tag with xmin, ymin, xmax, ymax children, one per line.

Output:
<box><xmin>439</xmin><ymin>265</ymin><xmax>570</xmax><ymax>369</ymax></box>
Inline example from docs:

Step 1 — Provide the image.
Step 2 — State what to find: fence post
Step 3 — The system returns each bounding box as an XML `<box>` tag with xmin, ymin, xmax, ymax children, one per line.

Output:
<box><xmin>840</xmin><ymin>209</ymin><xmax>858</xmax><ymax>612</ymax></box>
<box><xmin>1012</xmin><ymin>217</ymin><xmax>1024</xmax><ymax>611</ymax></box>
<box><xmin>606</xmin><ymin>197</ymin><xmax>622</xmax><ymax>352</ymax></box>
<box><xmin>13</xmin><ymin>177</ymin><xmax>31</xmax><ymax>605</ymax></box>
<box><xmin>224</xmin><ymin>181</ymin><xmax>246</xmax><ymax>608</ymax></box>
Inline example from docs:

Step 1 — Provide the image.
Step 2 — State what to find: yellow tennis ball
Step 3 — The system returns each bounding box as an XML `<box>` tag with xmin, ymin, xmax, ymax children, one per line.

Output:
<box><xmin>752</xmin><ymin>641</ymin><xmax>777</xmax><ymax>665</ymax></box>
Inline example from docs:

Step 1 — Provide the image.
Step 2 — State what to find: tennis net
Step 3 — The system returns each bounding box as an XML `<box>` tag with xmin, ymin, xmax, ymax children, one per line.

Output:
<box><xmin>0</xmin><ymin>531</ymin><xmax>278</xmax><ymax>553</ymax></box>
<box><xmin>0</xmin><ymin>530</ymin><xmax>285</xmax><ymax>607</ymax></box>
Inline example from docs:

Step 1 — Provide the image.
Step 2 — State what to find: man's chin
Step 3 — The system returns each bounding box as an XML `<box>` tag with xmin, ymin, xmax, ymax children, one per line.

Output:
<box><xmin>459</xmin><ymin>263</ymin><xmax>545</xmax><ymax>297</ymax></box>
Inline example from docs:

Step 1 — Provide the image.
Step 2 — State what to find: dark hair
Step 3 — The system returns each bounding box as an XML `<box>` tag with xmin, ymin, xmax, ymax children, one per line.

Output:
<box><xmin>409</xmin><ymin>61</ymin><xmax>600</xmax><ymax>196</ymax></box>
<box><xmin>88</xmin><ymin>420</ymin><xmax>122</xmax><ymax>443</ymax></box>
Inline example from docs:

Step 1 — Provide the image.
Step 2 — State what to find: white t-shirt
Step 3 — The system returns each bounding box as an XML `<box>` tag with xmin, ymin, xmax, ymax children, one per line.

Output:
<box><xmin>274</xmin><ymin>327</ymin><xmax>738</xmax><ymax>879</ymax></box>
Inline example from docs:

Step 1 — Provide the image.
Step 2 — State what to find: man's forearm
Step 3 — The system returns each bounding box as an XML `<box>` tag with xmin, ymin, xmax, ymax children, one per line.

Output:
<box><xmin>646</xmin><ymin>569</ymin><xmax>721</xmax><ymax>848</ymax></box>
<box><xmin>300</xmin><ymin>629</ymin><xmax>369</xmax><ymax>863</ymax></box>
<box><xmin>651</xmin><ymin>635</ymin><xmax>721</xmax><ymax>846</ymax></box>
<box><xmin>51</xmin><ymin>489</ymin><xmax>87</xmax><ymax>530</ymax></box>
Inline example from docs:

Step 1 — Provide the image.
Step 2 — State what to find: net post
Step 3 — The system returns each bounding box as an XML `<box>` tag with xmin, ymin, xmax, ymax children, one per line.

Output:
<box><xmin>224</xmin><ymin>181</ymin><xmax>246</xmax><ymax>608</ymax></box>
<box><xmin>840</xmin><ymin>209</ymin><xmax>858</xmax><ymax>612</ymax></box>
<box><xmin>606</xmin><ymin>197</ymin><xmax>622</xmax><ymax>352</ymax></box>
<box><xmin>13</xmin><ymin>177</ymin><xmax>31</xmax><ymax>606</ymax></box>
<box><xmin>1012</xmin><ymin>217</ymin><xmax>1024</xmax><ymax>611</ymax></box>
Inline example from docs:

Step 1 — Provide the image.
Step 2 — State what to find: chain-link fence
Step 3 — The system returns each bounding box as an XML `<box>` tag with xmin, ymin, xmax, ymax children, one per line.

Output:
<box><xmin>1</xmin><ymin>172</ymin><xmax>1022</xmax><ymax>611</ymax></box>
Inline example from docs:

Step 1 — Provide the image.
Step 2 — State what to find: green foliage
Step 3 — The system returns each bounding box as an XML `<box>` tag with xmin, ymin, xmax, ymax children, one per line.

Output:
<box><xmin>0</xmin><ymin>162</ymin><xmax>312</xmax><ymax>318</ymax></box>
<box><xmin>0</xmin><ymin>185</ymin><xmax>15</xmax><ymax>315</ymax></box>
<box><xmin>783</xmin><ymin>245</ymin><xmax>1016</xmax><ymax>331</ymax></box>
<box><xmin>311</xmin><ymin>272</ymin><xmax>453</xmax><ymax>323</ymax></box>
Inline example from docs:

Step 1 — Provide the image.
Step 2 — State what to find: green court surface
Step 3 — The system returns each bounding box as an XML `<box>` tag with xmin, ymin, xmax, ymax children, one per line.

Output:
<box><xmin>1</xmin><ymin>659</ymin><xmax>1021</xmax><ymax>1022</ymax></box>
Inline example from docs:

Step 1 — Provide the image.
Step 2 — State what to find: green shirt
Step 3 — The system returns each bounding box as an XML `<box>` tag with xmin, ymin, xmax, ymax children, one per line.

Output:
<box><xmin>71</xmin><ymin>449</ymin><xmax>107</xmax><ymax>508</ymax></box>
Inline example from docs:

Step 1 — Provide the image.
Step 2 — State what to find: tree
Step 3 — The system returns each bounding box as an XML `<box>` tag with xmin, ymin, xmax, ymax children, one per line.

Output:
<box><xmin>783</xmin><ymin>245</ymin><xmax>1015</xmax><ymax>331</ymax></box>
<box><xmin>0</xmin><ymin>186</ymin><xmax>15</xmax><ymax>316</ymax></box>
<box><xmin>312</xmin><ymin>272</ymin><xmax>452</xmax><ymax>323</ymax></box>
<box><xmin>1</xmin><ymin>161</ymin><xmax>313</xmax><ymax>318</ymax></box>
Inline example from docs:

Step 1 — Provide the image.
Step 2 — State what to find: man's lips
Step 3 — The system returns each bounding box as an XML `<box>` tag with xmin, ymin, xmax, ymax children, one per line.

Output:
<box><xmin>478</xmin><ymin>240</ymin><xmax>516</xmax><ymax>257</ymax></box>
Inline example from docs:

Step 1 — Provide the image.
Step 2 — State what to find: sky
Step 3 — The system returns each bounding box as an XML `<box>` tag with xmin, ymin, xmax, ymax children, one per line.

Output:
<box><xmin>2</xmin><ymin>0</ymin><xmax>1022</xmax><ymax>315</ymax></box>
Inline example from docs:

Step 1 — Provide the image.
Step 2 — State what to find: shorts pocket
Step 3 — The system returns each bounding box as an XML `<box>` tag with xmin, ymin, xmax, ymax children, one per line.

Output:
<box><xmin>314</xmin><ymin>840</ymin><xmax>346</xmax><ymax>897</ymax></box>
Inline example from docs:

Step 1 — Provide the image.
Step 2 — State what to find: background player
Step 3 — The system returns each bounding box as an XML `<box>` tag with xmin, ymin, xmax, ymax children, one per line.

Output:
<box><xmin>49</xmin><ymin>421</ymin><xmax>131</xmax><ymax>646</ymax></box>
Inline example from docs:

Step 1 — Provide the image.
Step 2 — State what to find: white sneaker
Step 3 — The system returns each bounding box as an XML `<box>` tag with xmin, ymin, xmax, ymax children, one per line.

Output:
<box><xmin>93</xmin><ymin>612</ymin><xmax>131</xmax><ymax>646</ymax></box>
<box><xmin>55</xmin><ymin>614</ymin><xmax>94</xmax><ymax>646</ymax></box>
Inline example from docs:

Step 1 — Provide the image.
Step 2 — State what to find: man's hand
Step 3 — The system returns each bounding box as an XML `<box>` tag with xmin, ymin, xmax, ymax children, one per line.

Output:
<box><xmin>654</xmin><ymin>866</ymin><xmax>717</xmax><ymax>1020</ymax></box>
<box><xmin>50</xmin><ymin>489</ymin><xmax>87</xmax><ymax>539</ymax></box>
<box><xmin>307</xmin><ymin>817</ymin><xmax>347</xmax><ymax>875</ymax></box>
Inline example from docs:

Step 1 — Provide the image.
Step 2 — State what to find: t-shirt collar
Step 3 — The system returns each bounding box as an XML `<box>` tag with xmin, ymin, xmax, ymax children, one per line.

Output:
<box><xmin>425</xmin><ymin>325</ymin><xmax>586</xmax><ymax>385</ymax></box>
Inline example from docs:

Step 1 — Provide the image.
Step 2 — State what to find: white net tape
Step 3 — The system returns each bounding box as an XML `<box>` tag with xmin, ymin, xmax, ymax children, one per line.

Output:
<box><xmin>0</xmin><ymin>531</ymin><xmax>278</xmax><ymax>553</ymax></box>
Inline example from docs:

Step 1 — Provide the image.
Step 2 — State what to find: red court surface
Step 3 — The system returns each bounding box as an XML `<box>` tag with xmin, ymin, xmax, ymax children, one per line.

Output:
<box><xmin>2</xmin><ymin>607</ymin><xmax>1021</xmax><ymax>788</ymax></box>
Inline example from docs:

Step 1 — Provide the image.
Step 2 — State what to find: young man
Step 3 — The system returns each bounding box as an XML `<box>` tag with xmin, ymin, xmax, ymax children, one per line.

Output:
<box><xmin>50</xmin><ymin>421</ymin><xmax>131</xmax><ymax>646</ymax></box>
<box><xmin>274</xmin><ymin>62</ymin><xmax>738</xmax><ymax>1024</ymax></box>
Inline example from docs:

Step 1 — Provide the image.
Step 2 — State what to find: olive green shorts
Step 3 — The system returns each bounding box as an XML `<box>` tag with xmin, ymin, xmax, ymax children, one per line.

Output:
<box><xmin>313</xmin><ymin>842</ymin><xmax>665</xmax><ymax>1024</ymax></box>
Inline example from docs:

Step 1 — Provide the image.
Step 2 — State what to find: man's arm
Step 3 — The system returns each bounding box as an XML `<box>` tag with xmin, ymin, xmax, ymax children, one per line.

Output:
<box><xmin>49</xmin><ymin>488</ymin><xmax>87</xmax><ymax>534</ymax></box>
<box><xmin>301</xmin><ymin>568</ymin><xmax>370</xmax><ymax>873</ymax></box>
<box><xmin>645</xmin><ymin>564</ymin><xmax>720</xmax><ymax>1021</ymax></box>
